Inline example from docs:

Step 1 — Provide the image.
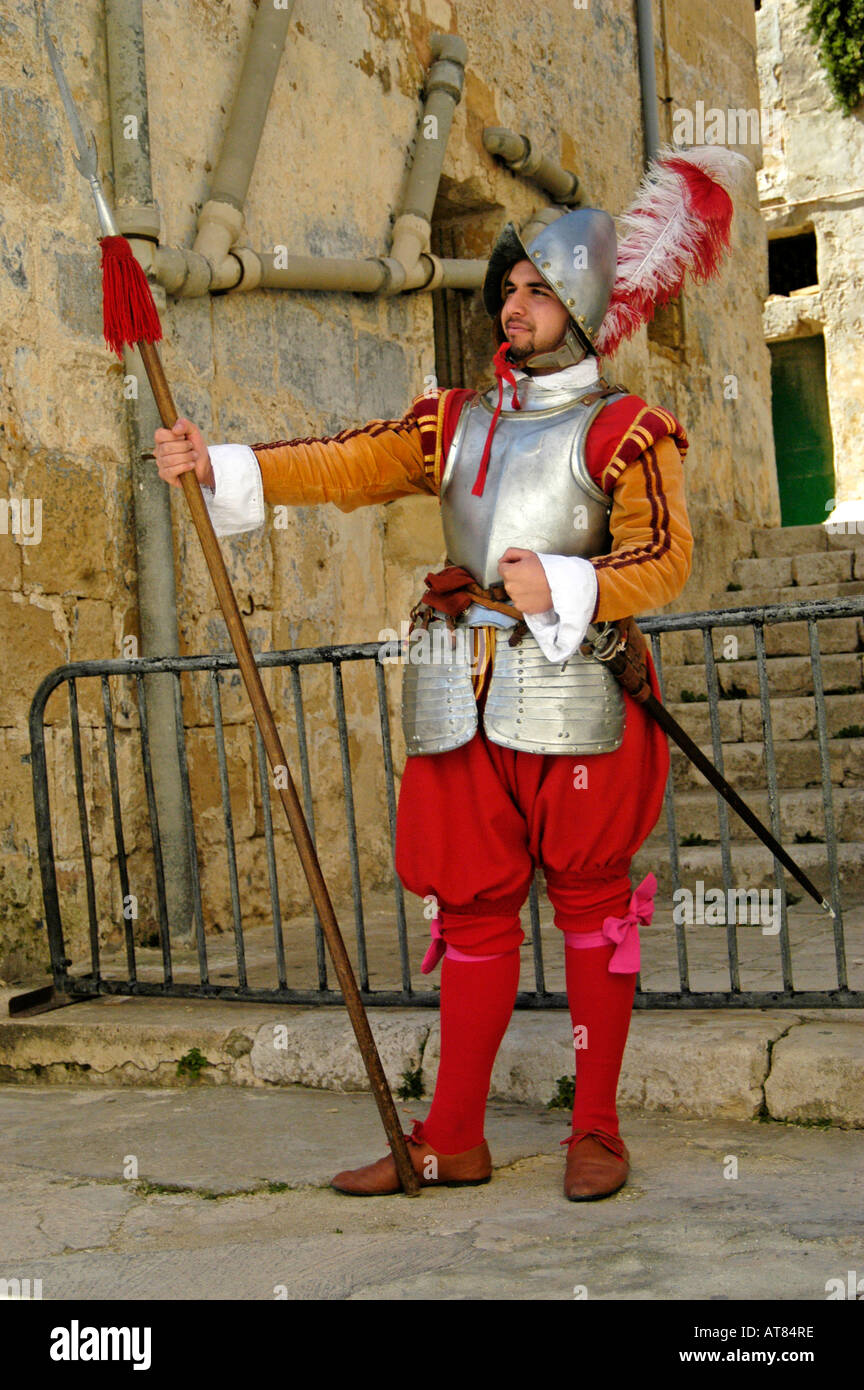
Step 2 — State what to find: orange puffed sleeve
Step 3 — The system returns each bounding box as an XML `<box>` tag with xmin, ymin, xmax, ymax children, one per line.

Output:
<box><xmin>590</xmin><ymin>434</ymin><xmax>694</xmax><ymax>622</ymax></box>
<box><xmin>249</xmin><ymin>393</ymin><xmax>449</xmax><ymax>514</ymax></box>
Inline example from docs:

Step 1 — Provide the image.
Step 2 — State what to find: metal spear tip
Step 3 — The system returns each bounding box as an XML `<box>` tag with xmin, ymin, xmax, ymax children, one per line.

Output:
<box><xmin>71</xmin><ymin>128</ymin><xmax>98</xmax><ymax>181</ymax></box>
<box><xmin>42</xmin><ymin>10</ymin><xmax>117</xmax><ymax>235</ymax></box>
<box><xmin>42</xmin><ymin>18</ymin><xmax>98</xmax><ymax>178</ymax></box>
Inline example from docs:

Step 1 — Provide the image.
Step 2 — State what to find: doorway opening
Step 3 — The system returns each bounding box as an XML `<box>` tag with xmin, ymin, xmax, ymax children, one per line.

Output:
<box><xmin>769</xmin><ymin>333</ymin><xmax>835</xmax><ymax>526</ymax></box>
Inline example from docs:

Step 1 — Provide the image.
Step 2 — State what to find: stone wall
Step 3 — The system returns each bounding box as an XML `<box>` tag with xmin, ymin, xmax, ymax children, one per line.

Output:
<box><xmin>0</xmin><ymin>0</ymin><xmax>773</xmax><ymax>979</ymax></box>
<box><xmin>757</xmin><ymin>0</ymin><xmax>864</xmax><ymax>524</ymax></box>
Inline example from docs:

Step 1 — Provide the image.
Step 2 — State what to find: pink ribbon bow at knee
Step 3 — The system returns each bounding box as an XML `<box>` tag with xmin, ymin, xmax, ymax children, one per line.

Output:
<box><xmin>420</xmin><ymin>916</ymin><xmax>446</xmax><ymax>975</ymax></box>
<box><xmin>600</xmin><ymin>872</ymin><xmax>657</xmax><ymax>973</ymax></box>
<box><xmin>565</xmin><ymin>872</ymin><xmax>657</xmax><ymax>974</ymax></box>
<box><xmin>420</xmin><ymin>915</ymin><xmax>501</xmax><ymax>973</ymax></box>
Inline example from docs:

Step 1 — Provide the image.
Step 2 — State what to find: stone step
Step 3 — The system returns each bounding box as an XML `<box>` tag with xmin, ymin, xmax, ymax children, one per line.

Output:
<box><xmin>825</xmin><ymin>525</ymin><xmax>864</xmax><ymax>550</ymax></box>
<box><xmin>647</xmin><ymin>787</ymin><xmax>864</xmax><ymax>846</ymax></box>
<box><xmin>662</xmin><ymin>653</ymin><xmax>863</xmax><ymax>702</ymax></box>
<box><xmin>795</xmin><ymin>551</ymin><xmax>864</xmax><ymax>586</ymax></box>
<box><xmin>739</xmin><ymin>693</ymin><xmax>864</xmax><ymax>742</ymax></box>
<box><xmin>752</xmin><ymin>523</ymin><xmax>864</xmax><ymax>557</ymax></box>
<box><xmin>678</xmin><ymin>617</ymin><xmax>861</xmax><ymax>664</ymax></box>
<box><xmin>735</xmin><ymin>556</ymin><xmax>791</xmax><ymax>589</ymax></box>
<box><xmin>665</xmin><ymin>700</ymin><xmax>744</xmax><ymax>744</ymax></box>
<box><xmin>734</xmin><ymin>551</ymin><xmax>862</xmax><ymax>590</ymax></box>
<box><xmin>668</xmin><ymin>737</ymin><xmax>864</xmax><ymax>792</ymax></box>
<box><xmin>751</xmin><ymin>524</ymin><xmax>827</xmax><ymax>557</ymax></box>
<box><xmin>632</xmin><ymin>841</ymin><xmax>864</xmax><ymax>899</ymax></box>
<box><xmin>714</xmin><ymin>580</ymin><xmax>864</xmax><ymax>608</ymax></box>
<box><xmin>665</xmin><ymin>693</ymin><xmax>864</xmax><ymax>745</ymax></box>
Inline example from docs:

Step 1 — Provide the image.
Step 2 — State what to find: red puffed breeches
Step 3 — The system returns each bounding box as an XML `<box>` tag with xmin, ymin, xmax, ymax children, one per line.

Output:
<box><xmin>395</xmin><ymin>654</ymin><xmax>670</xmax><ymax>954</ymax></box>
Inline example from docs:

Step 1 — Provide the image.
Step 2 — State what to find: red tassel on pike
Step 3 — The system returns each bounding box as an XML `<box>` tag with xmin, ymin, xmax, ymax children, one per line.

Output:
<box><xmin>99</xmin><ymin>235</ymin><xmax>163</xmax><ymax>358</ymax></box>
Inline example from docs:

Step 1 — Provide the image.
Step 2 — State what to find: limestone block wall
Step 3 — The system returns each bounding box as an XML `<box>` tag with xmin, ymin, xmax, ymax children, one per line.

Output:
<box><xmin>757</xmin><ymin>0</ymin><xmax>864</xmax><ymax>521</ymax></box>
<box><xmin>0</xmin><ymin>0</ymin><xmax>773</xmax><ymax>979</ymax></box>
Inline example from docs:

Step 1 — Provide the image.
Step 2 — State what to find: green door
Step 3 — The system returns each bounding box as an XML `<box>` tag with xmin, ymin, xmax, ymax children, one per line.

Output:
<box><xmin>769</xmin><ymin>335</ymin><xmax>835</xmax><ymax>526</ymax></box>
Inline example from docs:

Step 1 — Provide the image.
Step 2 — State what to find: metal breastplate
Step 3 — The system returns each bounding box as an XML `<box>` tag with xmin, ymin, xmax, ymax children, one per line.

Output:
<box><xmin>401</xmin><ymin>379</ymin><xmax>628</xmax><ymax>757</ymax></box>
<box><xmin>440</xmin><ymin>380</ymin><xmax>616</xmax><ymax>582</ymax></box>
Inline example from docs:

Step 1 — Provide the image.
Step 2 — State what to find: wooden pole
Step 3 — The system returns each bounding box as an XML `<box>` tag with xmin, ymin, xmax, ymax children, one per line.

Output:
<box><xmin>138</xmin><ymin>340</ymin><xmax>421</xmax><ymax>1196</ymax></box>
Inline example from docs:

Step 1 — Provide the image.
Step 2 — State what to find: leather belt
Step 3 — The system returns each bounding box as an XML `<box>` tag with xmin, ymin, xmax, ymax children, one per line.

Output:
<box><xmin>410</xmin><ymin>570</ymin><xmax>529</xmax><ymax>646</ymax></box>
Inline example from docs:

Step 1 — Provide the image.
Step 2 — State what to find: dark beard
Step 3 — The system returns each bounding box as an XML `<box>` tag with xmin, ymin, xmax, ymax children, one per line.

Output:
<box><xmin>505</xmin><ymin>340</ymin><xmax>535</xmax><ymax>363</ymax></box>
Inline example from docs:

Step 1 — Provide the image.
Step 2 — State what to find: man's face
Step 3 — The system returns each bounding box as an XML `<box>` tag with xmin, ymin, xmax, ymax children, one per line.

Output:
<box><xmin>500</xmin><ymin>259</ymin><xmax>572</xmax><ymax>363</ymax></box>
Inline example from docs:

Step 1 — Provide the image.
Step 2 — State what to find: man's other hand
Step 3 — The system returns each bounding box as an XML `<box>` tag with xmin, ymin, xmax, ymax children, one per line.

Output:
<box><xmin>154</xmin><ymin>417</ymin><xmax>215</xmax><ymax>490</ymax></box>
<box><xmin>497</xmin><ymin>548</ymin><xmax>554</xmax><ymax>614</ymax></box>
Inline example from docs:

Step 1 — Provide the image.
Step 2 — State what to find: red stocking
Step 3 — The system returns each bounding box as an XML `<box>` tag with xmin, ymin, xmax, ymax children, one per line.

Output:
<box><xmin>565</xmin><ymin>941</ymin><xmax>636</xmax><ymax>1140</ymax></box>
<box><xmin>420</xmin><ymin>949</ymin><xmax>521</xmax><ymax>1154</ymax></box>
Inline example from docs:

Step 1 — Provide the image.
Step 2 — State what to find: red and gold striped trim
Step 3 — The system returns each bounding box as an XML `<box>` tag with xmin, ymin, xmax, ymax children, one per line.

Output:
<box><xmin>593</xmin><ymin>444</ymin><xmax>671</xmax><ymax>578</ymax></box>
<box><xmin>408</xmin><ymin>390</ymin><xmax>444</xmax><ymax>489</ymax></box>
<box><xmin>599</xmin><ymin>406</ymin><xmax>688</xmax><ymax>493</ymax></box>
<box><xmin>250</xmin><ymin>414</ymin><xmax>416</xmax><ymax>453</ymax></box>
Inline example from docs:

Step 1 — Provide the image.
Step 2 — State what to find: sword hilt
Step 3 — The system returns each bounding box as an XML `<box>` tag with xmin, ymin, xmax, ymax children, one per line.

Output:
<box><xmin>583</xmin><ymin>617</ymin><xmax>653</xmax><ymax>703</ymax></box>
<box><xmin>584</xmin><ymin>621</ymin><xmax>625</xmax><ymax>662</ymax></box>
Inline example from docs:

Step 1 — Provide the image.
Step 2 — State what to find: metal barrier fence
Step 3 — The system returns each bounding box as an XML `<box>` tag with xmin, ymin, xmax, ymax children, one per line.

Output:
<box><xmin>19</xmin><ymin>596</ymin><xmax>864</xmax><ymax>1014</ymax></box>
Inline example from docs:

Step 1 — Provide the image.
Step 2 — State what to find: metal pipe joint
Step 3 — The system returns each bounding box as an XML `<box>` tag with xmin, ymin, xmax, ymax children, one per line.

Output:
<box><xmin>483</xmin><ymin>127</ymin><xmax>581</xmax><ymax>206</ymax></box>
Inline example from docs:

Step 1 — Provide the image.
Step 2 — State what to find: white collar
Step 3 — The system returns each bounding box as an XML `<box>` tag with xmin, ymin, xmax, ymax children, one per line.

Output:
<box><xmin>511</xmin><ymin>358</ymin><xmax>600</xmax><ymax>390</ymax></box>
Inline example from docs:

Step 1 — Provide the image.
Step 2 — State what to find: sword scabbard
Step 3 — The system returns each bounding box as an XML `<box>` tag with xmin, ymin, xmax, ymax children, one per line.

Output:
<box><xmin>582</xmin><ymin>616</ymin><xmax>652</xmax><ymax>702</ymax></box>
<box><xmin>582</xmin><ymin>614</ymin><xmax>834</xmax><ymax>916</ymax></box>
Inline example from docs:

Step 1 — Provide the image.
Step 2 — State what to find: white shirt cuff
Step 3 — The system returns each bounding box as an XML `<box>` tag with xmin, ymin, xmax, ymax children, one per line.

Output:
<box><xmin>203</xmin><ymin>444</ymin><xmax>266</xmax><ymax>536</ymax></box>
<box><xmin>524</xmin><ymin>553</ymin><xmax>599</xmax><ymax>662</ymax></box>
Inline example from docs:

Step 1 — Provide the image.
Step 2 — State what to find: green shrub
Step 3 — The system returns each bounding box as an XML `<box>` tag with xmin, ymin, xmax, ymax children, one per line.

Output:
<box><xmin>546</xmin><ymin>1076</ymin><xmax>575</xmax><ymax>1110</ymax></box>
<box><xmin>176</xmin><ymin>1047</ymin><xmax>210</xmax><ymax>1081</ymax></box>
<box><xmin>801</xmin><ymin>0</ymin><xmax>864</xmax><ymax>115</ymax></box>
<box><xmin>397</xmin><ymin>1067</ymin><xmax>425</xmax><ymax>1100</ymax></box>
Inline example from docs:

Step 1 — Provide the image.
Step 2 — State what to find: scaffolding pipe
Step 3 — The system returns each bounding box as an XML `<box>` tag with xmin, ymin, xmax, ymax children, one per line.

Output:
<box><xmin>208</xmin><ymin>0</ymin><xmax>296</xmax><ymax>211</ymax></box>
<box><xmin>193</xmin><ymin>0</ymin><xmax>296</xmax><ymax>285</ymax></box>
<box><xmin>144</xmin><ymin>244</ymin><xmax>484</xmax><ymax>297</ymax></box>
<box><xmin>482</xmin><ymin>127</ymin><xmax>581</xmax><ymax>206</ymax></box>
<box><xmin>388</xmin><ymin>32</ymin><xmax>468</xmax><ymax>292</ymax></box>
<box><xmin>104</xmin><ymin>0</ymin><xmax>194</xmax><ymax>939</ymax></box>
<box><xmin>118</xmin><ymin>18</ymin><xmax>484</xmax><ymax>301</ymax></box>
<box><xmin>635</xmin><ymin>0</ymin><xmax>661</xmax><ymax>164</ymax></box>
<box><xmin>140</xmin><ymin>27</ymin><xmax>482</xmax><ymax>299</ymax></box>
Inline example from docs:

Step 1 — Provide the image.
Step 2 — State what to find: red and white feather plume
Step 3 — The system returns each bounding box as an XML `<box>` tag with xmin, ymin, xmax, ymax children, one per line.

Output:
<box><xmin>595</xmin><ymin>145</ymin><xmax>750</xmax><ymax>358</ymax></box>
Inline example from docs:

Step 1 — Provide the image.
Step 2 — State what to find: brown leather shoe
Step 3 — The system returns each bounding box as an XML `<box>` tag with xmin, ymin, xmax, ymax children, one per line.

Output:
<box><xmin>331</xmin><ymin>1121</ymin><xmax>492</xmax><ymax>1197</ymax></box>
<box><xmin>562</xmin><ymin>1130</ymin><xmax>629</xmax><ymax>1202</ymax></box>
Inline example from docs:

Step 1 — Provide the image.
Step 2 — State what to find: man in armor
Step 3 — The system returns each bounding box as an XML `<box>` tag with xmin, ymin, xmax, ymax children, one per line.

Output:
<box><xmin>155</xmin><ymin>155</ymin><xmax>735</xmax><ymax>1199</ymax></box>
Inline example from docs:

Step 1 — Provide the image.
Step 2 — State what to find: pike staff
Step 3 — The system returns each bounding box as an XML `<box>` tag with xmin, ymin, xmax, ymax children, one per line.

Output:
<box><xmin>44</xmin><ymin>24</ymin><xmax>421</xmax><ymax>1195</ymax></box>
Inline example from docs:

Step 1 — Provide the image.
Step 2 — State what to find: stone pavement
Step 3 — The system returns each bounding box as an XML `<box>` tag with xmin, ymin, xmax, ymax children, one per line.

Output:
<box><xmin>2</xmin><ymin>990</ymin><xmax>863</xmax><ymax>1126</ymax></box>
<box><xmin>0</xmin><ymin>1084</ymin><xmax>862</xmax><ymax>1301</ymax></box>
<box><xmin>3</xmin><ymin>887</ymin><xmax>862</xmax><ymax>1304</ymax></box>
